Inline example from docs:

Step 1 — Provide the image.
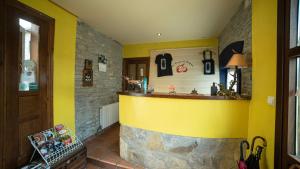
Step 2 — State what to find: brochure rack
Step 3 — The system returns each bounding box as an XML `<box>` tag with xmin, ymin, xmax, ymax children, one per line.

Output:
<box><xmin>28</xmin><ymin>127</ymin><xmax>84</xmax><ymax>168</ymax></box>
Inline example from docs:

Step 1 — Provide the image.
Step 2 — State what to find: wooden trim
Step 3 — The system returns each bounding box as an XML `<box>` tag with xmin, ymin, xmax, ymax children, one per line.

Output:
<box><xmin>0</xmin><ymin>0</ymin><xmax>5</xmax><ymax>167</ymax></box>
<box><xmin>9</xmin><ymin>0</ymin><xmax>55</xmax><ymax>129</ymax></box>
<box><xmin>123</xmin><ymin>57</ymin><xmax>150</xmax><ymax>78</ymax></box>
<box><xmin>275</xmin><ymin>0</ymin><xmax>287</xmax><ymax>167</ymax></box>
<box><xmin>122</xmin><ymin>57</ymin><xmax>150</xmax><ymax>91</ymax></box>
<box><xmin>47</xmin><ymin>12</ymin><xmax>55</xmax><ymax>129</ymax></box>
<box><xmin>276</xmin><ymin>0</ymin><xmax>300</xmax><ymax>168</ymax></box>
<box><xmin>117</xmin><ymin>91</ymin><xmax>251</xmax><ymax>100</ymax></box>
<box><xmin>2</xmin><ymin>1</ymin><xmax>54</xmax><ymax>167</ymax></box>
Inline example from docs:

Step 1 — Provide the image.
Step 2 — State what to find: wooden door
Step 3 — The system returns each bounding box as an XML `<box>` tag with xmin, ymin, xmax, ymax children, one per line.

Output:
<box><xmin>276</xmin><ymin>0</ymin><xmax>300</xmax><ymax>168</ymax></box>
<box><xmin>0</xmin><ymin>0</ymin><xmax>5</xmax><ymax>168</ymax></box>
<box><xmin>3</xmin><ymin>2</ymin><xmax>54</xmax><ymax>168</ymax></box>
<box><xmin>122</xmin><ymin>57</ymin><xmax>150</xmax><ymax>90</ymax></box>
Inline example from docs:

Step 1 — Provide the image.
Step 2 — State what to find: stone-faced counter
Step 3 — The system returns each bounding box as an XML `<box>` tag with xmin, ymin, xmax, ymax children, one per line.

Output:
<box><xmin>120</xmin><ymin>125</ymin><xmax>242</xmax><ymax>169</ymax></box>
<box><xmin>118</xmin><ymin>94</ymin><xmax>250</xmax><ymax>169</ymax></box>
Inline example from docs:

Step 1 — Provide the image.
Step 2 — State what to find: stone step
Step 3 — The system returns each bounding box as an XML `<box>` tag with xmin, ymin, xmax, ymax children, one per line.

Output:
<box><xmin>87</xmin><ymin>156</ymin><xmax>143</xmax><ymax>169</ymax></box>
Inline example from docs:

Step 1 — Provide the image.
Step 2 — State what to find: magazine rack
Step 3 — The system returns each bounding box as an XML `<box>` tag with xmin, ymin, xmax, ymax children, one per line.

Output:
<box><xmin>28</xmin><ymin>127</ymin><xmax>84</xmax><ymax>168</ymax></box>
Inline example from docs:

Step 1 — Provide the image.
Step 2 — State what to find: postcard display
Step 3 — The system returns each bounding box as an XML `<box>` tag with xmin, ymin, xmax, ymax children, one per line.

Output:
<box><xmin>27</xmin><ymin>124</ymin><xmax>84</xmax><ymax>168</ymax></box>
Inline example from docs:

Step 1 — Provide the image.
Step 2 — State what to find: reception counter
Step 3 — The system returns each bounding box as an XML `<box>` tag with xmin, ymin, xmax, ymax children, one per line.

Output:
<box><xmin>118</xmin><ymin>92</ymin><xmax>250</xmax><ymax>169</ymax></box>
<box><xmin>119</xmin><ymin>91</ymin><xmax>250</xmax><ymax>138</ymax></box>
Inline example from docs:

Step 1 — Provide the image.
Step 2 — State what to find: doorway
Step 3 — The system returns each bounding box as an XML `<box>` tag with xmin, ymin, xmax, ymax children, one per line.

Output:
<box><xmin>122</xmin><ymin>57</ymin><xmax>150</xmax><ymax>91</ymax></box>
<box><xmin>1</xmin><ymin>1</ymin><xmax>54</xmax><ymax>168</ymax></box>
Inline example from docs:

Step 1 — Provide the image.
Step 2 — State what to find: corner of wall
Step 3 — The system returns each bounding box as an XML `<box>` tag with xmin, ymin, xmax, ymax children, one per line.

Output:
<box><xmin>247</xmin><ymin>0</ymin><xmax>277</xmax><ymax>168</ymax></box>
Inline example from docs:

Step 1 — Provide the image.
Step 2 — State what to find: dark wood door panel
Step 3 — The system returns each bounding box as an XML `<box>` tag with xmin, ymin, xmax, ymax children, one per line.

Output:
<box><xmin>18</xmin><ymin>118</ymin><xmax>41</xmax><ymax>164</ymax></box>
<box><xmin>3</xmin><ymin>1</ymin><xmax>54</xmax><ymax>168</ymax></box>
<box><xmin>4</xmin><ymin>5</ymin><xmax>20</xmax><ymax>168</ymax></box>
<box><xmin>19</xmin><ymin>95</ymin><xmax>41</xmax><ymax>122</ymax></box>
<box><xmin>0</xmin><ymin>0</ymin><xmax>4</xmax><ymax>167</ymax></box>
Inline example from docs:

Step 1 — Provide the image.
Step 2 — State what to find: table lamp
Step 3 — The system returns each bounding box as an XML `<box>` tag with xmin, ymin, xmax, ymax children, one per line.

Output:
<box><xmin>226</xmin><ymin>52</ymin><xmax>247</xmax><ymax>93</ymax></box>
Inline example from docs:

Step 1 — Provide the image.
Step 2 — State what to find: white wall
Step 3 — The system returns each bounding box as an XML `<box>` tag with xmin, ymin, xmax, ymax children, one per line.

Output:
<box><xmin>149</xmin><ymin>47</ymin><xmax>219</xmax><ymax>94</ymax></box>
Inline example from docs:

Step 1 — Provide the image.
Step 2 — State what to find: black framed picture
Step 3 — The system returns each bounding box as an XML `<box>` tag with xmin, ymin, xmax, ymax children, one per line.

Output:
<box><xmin>202</xmin><ymin>50</ymin><xmax>215</xmax><ymax>75</ymax></box>
<box><xmin>82</xmin><ymin>69</ymin><xmax>93</xmax><ymax>87</ymax></box>
<box><xmin>84</xmin><ymin>59</ymin><xmax>93</xmax><ymax>70</ymax></box>
<box><xmin>83</xmin><ymin>59</ymin><xmax>93</xmax><ymax>86</ymax></box>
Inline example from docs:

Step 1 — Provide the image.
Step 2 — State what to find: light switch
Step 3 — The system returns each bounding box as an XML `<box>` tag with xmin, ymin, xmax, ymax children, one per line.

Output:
<box><xmin>267</xmin><ymin>96</ymin><xmax>275</xmax><ymax>107</ymax></box>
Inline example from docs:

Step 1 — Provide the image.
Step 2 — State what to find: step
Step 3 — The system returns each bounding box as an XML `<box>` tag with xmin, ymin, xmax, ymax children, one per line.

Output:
<box><xmin>87</xmin><ymin>156</ymin><xmax>143</xmax><ymax>169</ymax></box>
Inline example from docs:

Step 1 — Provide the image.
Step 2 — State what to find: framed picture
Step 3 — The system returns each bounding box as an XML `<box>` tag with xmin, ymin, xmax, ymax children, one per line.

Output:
<box><xmin>84</xmin><ymin>59</ymin><xmax>93</xmax><ymax>70</ymax></box>
<box><xmin>202</xmin><ymin>50</ymin><xmax>215</xmax><ymax>75</ymax></box>
<box><xmin>82</xmin><ymin>69</ymin><xmax>93</xmax><ymax>87</ymax></box>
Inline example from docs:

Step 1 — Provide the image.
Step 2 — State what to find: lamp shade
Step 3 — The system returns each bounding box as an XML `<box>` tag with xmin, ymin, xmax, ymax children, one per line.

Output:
<box><xmin>226</xmin><ymin>53</ymin><xmax>247</xmax><ymax>68</ymax></box>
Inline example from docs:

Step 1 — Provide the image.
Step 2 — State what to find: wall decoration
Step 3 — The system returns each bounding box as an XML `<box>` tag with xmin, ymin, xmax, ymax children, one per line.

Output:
<box><xmin>191</xmin><ymin>88</ymin><xmax>198</xmax><ymax>95</ymax></box>
<box><xmin>82</xmin><ymin>59</ymin><xmax>93</xmax><ymax>87</ymax></box>
<box><xmin>168</xmin><ymin>85</ymin><xmax>176</xmax><ymax>94</ymax></box>
<box><xmin>149</xmin><ymin>47</ymin><xmax>219</xmax><ymax>94</ymax></box>
<box><xmin>174</xmin><ymin>60</ymin><xmax>194</xmax><ymax>73</ymax></box>
<box><xmin>84</xmin><ymin>59</ymin><xmax>93</xmax><ymax>69</ymax></box>
<box><xmin>155</xmin><ymin>53</ymin><xmax>173</xmax><ymax>77</ymax></box>
<box><xmin>98</xmin><ymin>54</ymin><xmax>107</xmax><ymax>72</ymax></box>
<box><xmin>202</xmin><ymin>49</ymin><xmax>215</xmax><ymax>75</ymax></box>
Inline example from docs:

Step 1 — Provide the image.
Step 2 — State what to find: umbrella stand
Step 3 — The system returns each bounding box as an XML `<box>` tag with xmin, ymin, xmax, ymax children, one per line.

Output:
<box><xmin>245</xmin><ymin>136</ymin><xmax>267</xmax><ymax>169</ymax></box>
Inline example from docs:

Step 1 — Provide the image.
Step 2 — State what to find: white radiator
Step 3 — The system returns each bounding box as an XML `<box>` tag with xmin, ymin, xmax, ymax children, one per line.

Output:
<box><xmin>99</xmin><ymin>102</ymin><xmax>119</xmax><ymax>129</ymax></box>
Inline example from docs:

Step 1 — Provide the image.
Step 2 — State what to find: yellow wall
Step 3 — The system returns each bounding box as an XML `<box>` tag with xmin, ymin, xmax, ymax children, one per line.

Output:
<box><xmin>248</xmin><ymin>0</ymin><xmax>277</xmax><ymax>168</ymax></box>
<box><xmin>123</xmin><ymin>39</ymin><xmax>218</xmax><ymax>58</ymax></box>
<box><xmin>18</xmin><ymin>1</ymin><xmax>278</xmax><ymax>167</ymax></box>
<box><xmin>120</xmin><ymin>95</ymin><xmax>250</xmax><ymax>138</ymax></box>
<box><xmin>19</xmin><ymin>0</ymin><xmax>77</xmax><ymax>131</ymax></box>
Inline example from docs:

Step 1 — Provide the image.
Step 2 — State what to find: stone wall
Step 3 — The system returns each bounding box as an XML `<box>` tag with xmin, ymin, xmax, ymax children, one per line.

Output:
<box><xmin>75</xmin><ymin>21</ymin><xmax>123</xmax><ymax>140</ymax></box>
<box><xmin>219</xmin><ymin>2</ymin><xmax>252</xmax><ymax>95</ymax></box>
<box><xmin>120</xmin><ymin>125</ymin><xmax>244</xmax><ymax>169</ymax></box>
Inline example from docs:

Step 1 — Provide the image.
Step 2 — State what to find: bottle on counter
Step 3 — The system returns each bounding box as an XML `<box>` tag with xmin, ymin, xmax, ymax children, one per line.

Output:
<box><xmin>143</xmin><ymin>77</ymin><xmax>148</xmax><ymax>94</ymax></box>
<box><xmin>211</xmin><ymin>82</ymin><xmax>218</xmax><ymax>96</ymax></box>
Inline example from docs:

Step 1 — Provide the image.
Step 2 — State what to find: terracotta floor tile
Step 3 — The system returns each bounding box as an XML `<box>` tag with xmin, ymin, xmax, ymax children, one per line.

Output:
<box><xmin>85</xmin><ymin>124</ymin><xmax>144</xmax><ymax>169</ymax></box>
<box><xmin>87</xmin><ymin>163</ymin><xmax>103</xmax><ymax>169</ymax></box>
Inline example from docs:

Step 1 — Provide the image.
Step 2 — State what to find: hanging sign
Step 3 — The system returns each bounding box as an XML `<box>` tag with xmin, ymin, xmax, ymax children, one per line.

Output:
<box><xmin>82</xmin><ymin>59</ymin><xmax>93</xmax><ymax>87</ymax></box>
<box><xmin>202</xmin><ymin>50</ymin><xmax>215</xmax><ymax>75</ymax></box>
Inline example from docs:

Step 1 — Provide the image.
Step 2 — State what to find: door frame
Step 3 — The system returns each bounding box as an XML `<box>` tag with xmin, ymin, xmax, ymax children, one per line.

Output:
<box><xmin>275</xmin><ymin>0</ymin><xmax>285</xmax><ymax>167</ymax></box>
<box><xmin>1</xmin><ymin>0</ymin><xmax>54</xmax><ymax>167</ymax></box>
<box><xmin>275</xmin><ymin>0</ymin><xmax>300</xmax><ymax>168</ymax></box>
<box><xmin>0</xmin><ymin>0</ymin><xmax>5</xmax><ymax>168</ymax></box>
<box><xmin>122</xmin><ymin>57</ymin><xmax>150</xmax><ymax>90</ymax></box>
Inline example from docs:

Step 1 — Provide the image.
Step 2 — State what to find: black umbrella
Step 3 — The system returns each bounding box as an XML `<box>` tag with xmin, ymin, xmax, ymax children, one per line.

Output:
<box><xmin>238</xmin><ymin>140</ymin><xmax>250</xmax><ymax>169</ymax></box>
<box><xmin>246</xmin><ymin>136</ymin><xmax>267</xmax><ymax>169</ymax></box>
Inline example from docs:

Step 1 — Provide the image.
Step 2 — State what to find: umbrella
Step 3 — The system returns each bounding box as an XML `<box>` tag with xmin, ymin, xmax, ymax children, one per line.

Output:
<box><xmin>246</xmin><ymin>136</ymin><xmax>267</xmax><ymax>169</ymax></box>
<box><xmin>238</xmin><ymin>140</ymin><xmax>250</xmax><ymax>169</ymax></box>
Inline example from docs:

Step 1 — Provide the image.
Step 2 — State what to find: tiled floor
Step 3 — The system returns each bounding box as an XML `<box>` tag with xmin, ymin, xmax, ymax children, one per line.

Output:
<box><xmin>85</xmin><ymin>124</ymin><xmax>143</xmax><ymax>169</ymax></box>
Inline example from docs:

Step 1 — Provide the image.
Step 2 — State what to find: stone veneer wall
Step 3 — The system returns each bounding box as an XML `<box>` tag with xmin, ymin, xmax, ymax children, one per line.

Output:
<box><xmin>75</xmin><ymin>21</ymin><xmax>122</xmax><ymax>140</ymax></box>
<box><xmin>120</xmin><ymin>125</ymin><xmax>243</xmax><ymax>169</ymax></box>
<box><xmin>219</xmin><ymin>2</ymin><xmax>252</xmax><ymax>95</ymax></box>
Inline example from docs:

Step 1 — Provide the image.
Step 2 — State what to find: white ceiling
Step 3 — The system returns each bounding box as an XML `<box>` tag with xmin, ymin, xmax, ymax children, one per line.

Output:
<box><xmin>51</xmin><ymin>0</ymin><xmax>243</xmax><ymax>44</ymax></box>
